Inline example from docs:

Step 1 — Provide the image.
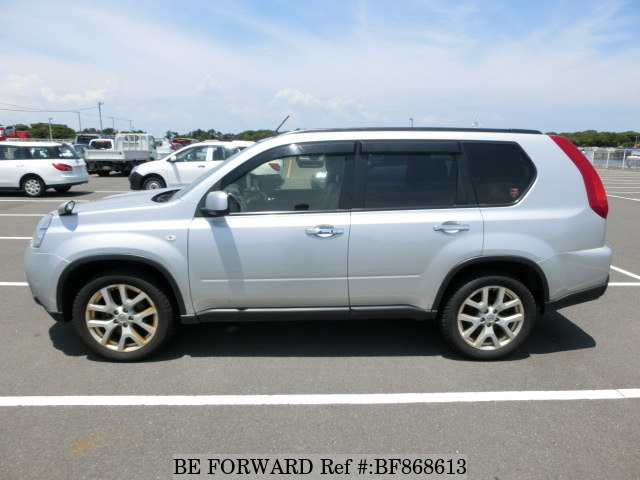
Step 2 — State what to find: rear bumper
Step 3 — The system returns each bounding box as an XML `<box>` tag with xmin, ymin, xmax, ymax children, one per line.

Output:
<box><xmin>544</xmin><ymin>278</ymin><xmax>608</xmax><ymax>312</ymax></box>
<box><xmin>129</xmin><ymin>172</ymin><xmax>143</xmax><ymax>190</ymax></box>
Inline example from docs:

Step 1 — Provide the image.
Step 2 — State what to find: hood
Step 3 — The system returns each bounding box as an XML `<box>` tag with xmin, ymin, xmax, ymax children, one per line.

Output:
<box><xmin>73</xmin><ymin>188</ymin><xmax>178</xmax><ymax>214</ymax></box>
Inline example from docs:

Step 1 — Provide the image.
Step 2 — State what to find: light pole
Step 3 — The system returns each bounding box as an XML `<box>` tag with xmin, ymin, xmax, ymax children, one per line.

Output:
<box><xmin>97</xmin><ymin>101</ymin><xmax>104</xmax><ymax>133</ymax></box>
<box><xmin>75</xmin><ymin>111</ymin><xmax>82</xmax><ymax>132</ymax></box>
<box><xmin>108</xmin><ymin>116</ymin><xmax>115</xmax><ymax>132</ymax></box>
<box><xmin>410</xmin><ymin>118</ymin><xmax>414</xmax><ymax>127</ymax></box>
<box><xmin>128</xmin><ymin>120</ymin><xmax>133</xmax><ymax>132</ymax></box>
<box><xmin>48</xmin><ymin>117</ymin><xmax>53</xmax><ymax>140</ymax></box>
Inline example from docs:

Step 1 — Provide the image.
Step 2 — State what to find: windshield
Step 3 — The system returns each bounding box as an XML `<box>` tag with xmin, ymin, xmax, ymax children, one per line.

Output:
<box><xmin>173</xmin><ymin>140</ymin><xmax>267</xmax><ymax>201</ymax></box>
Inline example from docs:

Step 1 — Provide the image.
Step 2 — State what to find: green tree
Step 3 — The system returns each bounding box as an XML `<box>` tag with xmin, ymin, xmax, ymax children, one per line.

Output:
<box><xmin>29</xmin><ymin>122</ymin><xmax>76</xmax><ymax>139</ymax></box>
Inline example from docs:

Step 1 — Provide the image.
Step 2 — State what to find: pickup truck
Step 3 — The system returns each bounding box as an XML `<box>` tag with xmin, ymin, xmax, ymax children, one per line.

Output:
<box><xmin>84</xmin><ymin>133</ymin><xmax>157</xmax><ymax>176</ymax></box>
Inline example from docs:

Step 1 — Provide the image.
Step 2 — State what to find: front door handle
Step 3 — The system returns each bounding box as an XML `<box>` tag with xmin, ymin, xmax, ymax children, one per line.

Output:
<box><xmin>306</xmin><ymin>225</ymin><xmax>344</xmax><ymax>238</ymax></box>
<box><xmin>198</xmin><ymin>165</ymin><xmax>206</xmax><ymax>168</ymax></box>
<box><xmin>433</xmin><ymin>222</ymin><xmax>470</xmax><ymax>234</ymax></box>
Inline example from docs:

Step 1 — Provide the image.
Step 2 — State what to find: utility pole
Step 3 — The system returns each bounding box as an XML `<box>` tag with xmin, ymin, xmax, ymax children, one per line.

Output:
<box><xmin>75</xmin><ymin>111</ymin><xmax>82</xmax><ymax>132</ymax></box>
<box><xmin>97</xmin><ymin>101</ymin><xmax>104</xmax><ymax>133</ymax></box>
<box><xmin>128</xmin><ymin>119</ymin><xmax>133</xmax><ymax>132</ymax></box>
<box><xmin>48</xmin><ymin>117</ymin><xmax>53</xmax><ymax>140</ymax></box>
<box><xmin>410</xmin><ymin>118</ymin><xmax>414</xmax><ymax>127</ymax></box>
<box><xmin>108</xmin><ymin>116</ymin><xmax>115</xmax><ymax>132</ymax></box>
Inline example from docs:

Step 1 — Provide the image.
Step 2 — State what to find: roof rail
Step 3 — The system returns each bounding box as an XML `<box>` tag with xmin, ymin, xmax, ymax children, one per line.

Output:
<box><xmin>282</xmin><ymin>127</ymin><xmax>542</xmax><ymax>135</ymax></box>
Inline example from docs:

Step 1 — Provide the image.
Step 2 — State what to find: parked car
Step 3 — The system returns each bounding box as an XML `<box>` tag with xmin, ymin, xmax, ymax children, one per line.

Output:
<box><xmin>154</xmin><ymin>137</ymin><xmax>176</xmax><ymax>160</ymax></box>
<box><xmin>75</xmin><ymin>133</ymin><xmax>113</xmax><ymax>145</ymax></box>
<box><xmin>85</xmin><ymin>133</ymin><xmax>157</xmax><ymax>176</ymax></box>
<box><xmin>25</xmin><ymin>128</ymin><xmax>611</xmax><ymax>361</ymax></box>
<box><xmin>129</xmin><ymin>141</ymin><xmax>252</xmax><ymax>190</ymax></box>
<box><xmin>171</xmin><ymin>138</ymin><xmax>199</xmax><ymax>150</ymax></box>
<box><xmin>296</xmin><ymin>154</ymin><xmax>325</xmax><ymax>168</ymax></box>
<box><xmin>0</xmin><ymin>141</ymin><xmax>89</xmax><ymax>196</ymax></box>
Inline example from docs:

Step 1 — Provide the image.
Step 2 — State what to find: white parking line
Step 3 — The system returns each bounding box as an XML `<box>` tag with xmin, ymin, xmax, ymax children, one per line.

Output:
<box><xmin>611</xmin><ymin>266</ymin><xmax>640</xmax><ymax>280</ymax></box>
<box><xmin>94</xmin><ymin>190</ymin><xmax>128</xmax><ymax>193</ymax></box>
<box><xmin>0</xmin><ymin>214</ymin><xmax>45</xmax><ymax>217</ymax></box>
<box><xmin>0</xmin><ymin>282</ymin><xmax>28</xmax><ymax>286</ymax></box>
<box><xmin>0</xmin><ymin>237</ymin><xmax>31</xmax><ymax>240</ymax></box>
<box><xmin>0</xmin><ymin>198</ymin><xmax>91</xmax><ymax>202</ymax></box>
<box><xmin>1</xmin><ymin>389</ymin><xmax>639</xmax><ymax>407</ymax></box>
<box><xmin>608</xmin><ymin>195</ymin><xmax>640</xmax><ymax>202</ymax></box>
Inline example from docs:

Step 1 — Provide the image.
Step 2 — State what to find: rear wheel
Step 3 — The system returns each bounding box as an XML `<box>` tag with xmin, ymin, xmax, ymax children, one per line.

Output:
<box><xmin>22</xmin><ymin>176</ymin><xmax>45</xmax><ymax>197</ymax></box>
<box><xmin>143</xmin><ymin>176</ymin><xmax>165</xmax><ymax>190</ymax></box>
<box><xmin>439</xmin><ymin>273</ymin><xmax>536</xmax><ymax>360</ymax></box>
<box><xmin>54</xmin><ymin>186</ymin><xmax>71</xmax><ymax>193</ymax></box>
<box><xmin>72</xmin><ymin>270</ymin><xmax>177</xmax><ymax>361</ymax></box>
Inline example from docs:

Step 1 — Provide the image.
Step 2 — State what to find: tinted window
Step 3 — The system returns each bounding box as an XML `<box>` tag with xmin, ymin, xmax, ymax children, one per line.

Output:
<box><xmin>223</xmin><ymin>154</ymin><xmax>346</xmax><ymax>213</ymax></box>
<box><xmin>463</xmin><ymin>142</ymin><xmax>535</xmax><ymax>205</ymax></box>
<box><xmin>0</xmin><ymin>145</ymin><xmax>21</xmax><ymax>160</ymax></box>
<box><xmin>24</xmin><ymin>146</ymin><xmax>80</xmax><ymax>160</ymax></box>
<box><xmin>363</xmin><ymin>153</ymin><xmax>458</xmax><ymax>208</ymax></box>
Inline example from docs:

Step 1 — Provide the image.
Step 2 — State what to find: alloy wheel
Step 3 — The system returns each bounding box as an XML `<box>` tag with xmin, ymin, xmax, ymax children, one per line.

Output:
<box><xmin>85</xmin><ymin>284</ymin><xmax>158</xmax><ymax>352</ymax></box>
<box><xmin>457</xmin><ymin>285</ymin><xmax>525</xmax><ymax>350</ymax></box>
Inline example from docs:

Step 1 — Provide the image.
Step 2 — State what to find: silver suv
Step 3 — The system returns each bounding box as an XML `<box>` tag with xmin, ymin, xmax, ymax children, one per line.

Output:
<box><xmin>24</xmin><ymin>128</ymin><xmax>611</xmax><ymax>361</ymax></box>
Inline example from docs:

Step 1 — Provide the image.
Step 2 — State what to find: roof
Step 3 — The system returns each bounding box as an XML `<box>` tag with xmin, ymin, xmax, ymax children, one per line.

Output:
<box><xmin>282</xmin><ymin>127</ymin><xmax>542</xmax><ymax>135</ymax></box>
<box><xmin>0</xmin><ymin>141</ymin><xmax>67</xmax><ymax>147</ymax></box>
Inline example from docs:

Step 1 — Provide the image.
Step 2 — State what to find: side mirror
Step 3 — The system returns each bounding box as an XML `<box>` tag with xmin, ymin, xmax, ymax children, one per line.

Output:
<box><xmin>202</xmin><ymin>191</ymin><xmax>229</xmax><ymax>216</ymax></box>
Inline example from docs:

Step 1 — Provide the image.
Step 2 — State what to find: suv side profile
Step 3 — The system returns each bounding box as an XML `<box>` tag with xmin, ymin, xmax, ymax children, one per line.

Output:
<box><xmin>25</xmin><ymin>128</ymin><xmax>611</xmax><ymax>361</ymax></box>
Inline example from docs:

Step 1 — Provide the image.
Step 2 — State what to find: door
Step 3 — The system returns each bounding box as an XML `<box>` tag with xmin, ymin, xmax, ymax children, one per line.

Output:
<box><xmin>188</xmin><ymin>142</ymin><xmax>355</xmax><ymax>314</ymax></box>
<box><xmin>0</xmin><ymin>145</ymin><xmax>24</xmax><ymax>187</ymax></box>
<box><xmin>348</xmin><ymin>141</ymin><xmax>484</xmax><ymax>311</ymax></box>
<box><xmin>168</xmin><ymin>145</ymin><xmax>212</xmax><ymax>186</ymax></box>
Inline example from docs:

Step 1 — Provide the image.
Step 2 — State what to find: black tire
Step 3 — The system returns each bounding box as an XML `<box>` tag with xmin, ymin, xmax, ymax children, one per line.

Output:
<box><xmin>97</xmin><ymin>171</ymin><xmax>110</xmax><ymax>177</ymax></box>
<box><xmin>72</xmin><ymin>269</ymin><xmax>177</xmax><ymax>361</ymax></box>
<box><xmin>54</xmin><ymin>186</ymin><xmax>71</xmax><ymax>193</ymax></box>
<box><xmin>439</xmin><ymin>273</ymin><xmax>536</xmax><ymax>360</ymax></box>
<box><xmin>143</xmin><ymin>176</ymin><xmax>166</xmax><ymax>190</ymax></box>
<box><xmin>22</xmin><ymin>176</ymin><xmax>46</xmax><ymax>197</ymax></box>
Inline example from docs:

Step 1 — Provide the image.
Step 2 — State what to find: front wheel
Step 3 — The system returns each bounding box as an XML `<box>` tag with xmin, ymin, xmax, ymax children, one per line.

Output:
<box><xmin>143</xmin><ymin>176</ymin><xmax>166</xmax><ymax>190</ymax></box>
<box><xmin>72</xmin><ymin>270</ymin><xmax>177</xmax><ymax>361</ymax></box>
<box><xmin>439</xmin><ymin>274</ymin><xmax>536</xmax><ymax>360</ymax></box>
<box><xmin>22</xmin><ymin>176</ymin><xmax>46</xmax><ymax>197</ymax></box>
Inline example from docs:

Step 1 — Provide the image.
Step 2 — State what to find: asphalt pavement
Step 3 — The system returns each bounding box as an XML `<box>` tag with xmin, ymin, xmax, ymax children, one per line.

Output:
<box><xmin>0</xmin><ymin>171</ymin><xmax>638</xmax><ymax>480</ymax></box>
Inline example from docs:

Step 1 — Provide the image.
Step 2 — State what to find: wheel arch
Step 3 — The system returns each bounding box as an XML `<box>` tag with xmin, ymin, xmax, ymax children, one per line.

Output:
<box><xmin>57</xmin><ymin>255</ymin><xmax>187</xmax><ymax>321</ymax></box>
<box><xmin>432</xmin><ymin>256</ymin><xmax>549</xmax><ymax>315</ymax></box>
<box><xmin>20</xmin><ymin>173</ymin><xmax>46</xmax><ymax>187</ymax></box>
<box><xmin>142</xmin><ymin>173</ymin><xmax>166</xmax><ymax>186</ymax></box>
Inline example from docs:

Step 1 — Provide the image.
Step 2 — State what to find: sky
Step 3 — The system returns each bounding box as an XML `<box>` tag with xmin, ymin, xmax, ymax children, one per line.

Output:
<box><xmin>0</xmin><ymin>0</ymin><xmax>639</xmax><ymax>136</ymax></box>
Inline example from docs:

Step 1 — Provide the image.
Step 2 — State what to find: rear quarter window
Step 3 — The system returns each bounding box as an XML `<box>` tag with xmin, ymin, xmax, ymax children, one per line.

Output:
<box><xmin>462</xmin><ymin>142</ymin><xmax>535</xmax><ymax>205</ymax></box>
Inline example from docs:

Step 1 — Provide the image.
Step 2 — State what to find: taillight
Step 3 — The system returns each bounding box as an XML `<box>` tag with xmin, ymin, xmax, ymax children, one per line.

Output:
<box><xmin>268</xmin><ymin>162</ymin><xmax>281</xmax><ymax>171</ymax></box>
<box><xmin>52</xmin><ymin>163</ymin><xmax>72</xmax><ymax>171</ymax></box>
<box><xmin>549</xmin><ymin>135</ymin><xmax>608</xmax><ymax>219</ymax></box>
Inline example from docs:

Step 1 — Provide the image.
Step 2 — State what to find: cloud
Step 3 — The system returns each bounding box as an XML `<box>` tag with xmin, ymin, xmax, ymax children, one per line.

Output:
<box><xmin>0</xmin><ymin>0</ymin><xmax>638</xmax><ymax>133</ymax></box>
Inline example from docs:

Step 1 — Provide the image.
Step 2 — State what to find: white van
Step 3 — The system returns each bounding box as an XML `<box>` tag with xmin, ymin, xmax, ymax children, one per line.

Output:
<box><xmin>129</xmin><ymin>141</ymin><xmax>253</xmax><ymax>190</ymax></box>
<box><xmin>0</xmin><ymin>141</ymin><xmax>89</xmax><ymax>196</ymax></box>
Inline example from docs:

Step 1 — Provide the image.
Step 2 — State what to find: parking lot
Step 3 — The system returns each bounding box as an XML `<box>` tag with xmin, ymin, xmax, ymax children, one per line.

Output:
<box><xmin>1</xmin><ymin>172</ymin><xmax>639</xmax><ymax>479</ymax></box>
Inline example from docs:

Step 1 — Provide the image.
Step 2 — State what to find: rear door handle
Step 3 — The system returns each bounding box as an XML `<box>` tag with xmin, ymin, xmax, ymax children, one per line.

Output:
<box><xmin>306</xmin><ymin>225</ymin><xmax>344</xmax><ymax>238</ymax></box>
<box><xmin>198</xmin><ymin>165</ymin><xmax>206</xmax><ymax>168</ymax></box>
<box><xmin>433</xmin><ymin>222</ymin><xmax>470</xmax><ymax>234</ymax></box>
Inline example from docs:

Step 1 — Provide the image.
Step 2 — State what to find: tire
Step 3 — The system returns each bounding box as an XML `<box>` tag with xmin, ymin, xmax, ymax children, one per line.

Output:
<box><xmin>439</xmin><ymin>273</ymin><xmax>536</xmax><ymax>360</ymax></box>
<box><xmin>72</xmin><ymin>269</ymin><xmax>177</xmax><ymax>361</ymax></box>
<box><xmin>22</xmin><ymin>176</ymin><xmax>46</xmax><ymax>197</ymax></box>
<box><xmin>97</xmin><ymin>171</ymin><xmax>110</xmax><ymax>177</ymax></box>
<box><xmin>54</xmin><ymin>186</ymin><xmax>71</xmax><ymax>193</ymax></box>
<box><xmin>143</xmin><ymin>176</ymin><xmax>165</xmax><ymax>190</ymax></box>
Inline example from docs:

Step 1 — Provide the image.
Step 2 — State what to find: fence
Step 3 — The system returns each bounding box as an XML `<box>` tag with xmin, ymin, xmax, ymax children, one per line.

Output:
<box><xmin>582</xmin><ymin>147</ymin><xmax>640</xmax><ymax>169</ymax></box>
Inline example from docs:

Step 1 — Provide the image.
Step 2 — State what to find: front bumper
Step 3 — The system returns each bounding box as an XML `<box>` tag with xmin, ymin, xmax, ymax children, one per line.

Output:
<box><xmin>129</xmin><ymin>171</ymin><xmax>143</xmax><ymax>190</ymax></box>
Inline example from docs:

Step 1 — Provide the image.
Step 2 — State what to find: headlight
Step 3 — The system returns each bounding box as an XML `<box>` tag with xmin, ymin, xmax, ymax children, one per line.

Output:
<box><xmin>32</xmin><ymin>214</ymin><xmax>53</xmax><ymax>248</ymax></box>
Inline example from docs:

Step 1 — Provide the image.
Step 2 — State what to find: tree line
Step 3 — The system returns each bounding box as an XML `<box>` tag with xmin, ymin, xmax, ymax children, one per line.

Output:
<box><xmin>545</xmin><ymin>130</ymin><xmax>640</xmax><ymax>148</ymax></box>
<box><xmin>11</xmin><ymin>123</ymin><xmax>639</xmax><ymax>147</ymax></box>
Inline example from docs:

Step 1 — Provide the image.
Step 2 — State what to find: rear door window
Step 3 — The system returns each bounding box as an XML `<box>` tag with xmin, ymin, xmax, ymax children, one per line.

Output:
<box><xmin>462</xmin><ymin>142</ymin><xmax>536</xmax><ymax>205</ymax></box>
<box><xmin>363</xmin><ymin>153</ymin><xmax>459</xmax><ymax>208</ymax></box>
